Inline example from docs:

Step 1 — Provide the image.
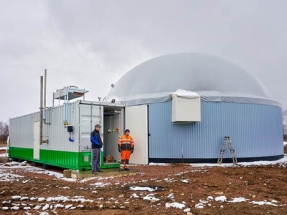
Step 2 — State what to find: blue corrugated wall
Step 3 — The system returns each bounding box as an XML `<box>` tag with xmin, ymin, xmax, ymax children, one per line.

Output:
<box><xmin>148</xmin><ymin>101</ymin><xmax>283</xmax><ymax>162</ymax></box>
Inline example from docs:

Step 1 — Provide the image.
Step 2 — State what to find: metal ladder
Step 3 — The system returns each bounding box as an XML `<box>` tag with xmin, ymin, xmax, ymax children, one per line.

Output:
<box><xmin>217</xmin><ymin>136</ymin><xmax>238</xmax><ymax>164</ymax></box>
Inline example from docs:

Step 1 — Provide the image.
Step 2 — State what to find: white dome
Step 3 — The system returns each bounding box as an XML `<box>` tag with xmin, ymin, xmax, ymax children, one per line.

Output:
<box><xmin>108</xmin><ymin>53</ymin><xmax>271</xmax><ymax>98</ymax></box>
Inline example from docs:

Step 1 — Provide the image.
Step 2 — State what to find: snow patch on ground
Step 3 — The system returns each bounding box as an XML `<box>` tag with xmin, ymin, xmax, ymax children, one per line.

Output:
<box><xmin>207</xmin><ymin>196</ymin><xmax>214</xmax><ymax>200</ymax></box>
<box><xmin>143</xmin><ymin>194</ymin><xmax>159</xmax><ymax>201</ymax></box>
<box><xmin>164</xmin><ymin>178</ymin><xmax>177</xmax><ymax>183</ymax></box>
<box><xmin>90</xmin><ymin>182</ymin><xmax>111</xmax><ymax>187</ymax></box>
<box><xmin>149</xmin><ymin>163</ymin><xmax>170</xmax><ymax>166</ymax></box>
<box><xmin>183</xmin><ymin>208</ymin><xmax>191</xmax><ymax>212</ymax></box>
<box><xmin>130</xmin><ymin>193</ymin><xmax>139</xmax><ymax>198</ymax></box>
<box><xmin>181</xmin><ymin>179</ymin><xmax>189</xmax><ymax>183</ymax></box>
<box><xmin>195</xmin><ymin>203</ymin><xmax>205</xmax><ymax>209</ymax></box>
<box><xmin>165</xmin><ymin>202</ymin><xmax>185</xmax><ymax>209</ymax></box>
<box><xmin>0</xmin><ymin>172</ymin><xmax>23</xmax><ymax>182</ymax></box>
<box><xmin>167</xmin><ymin>193</ymin><xmax>174</xmax><ymax>199</ymax></box>
<box><xmin>215</xmin><ymin>196</ymin><xmax>227</xmax><ymax>202</ymax></box>
<box><xmin>251</xmin><ymin>200</ymin><xmax>278</xmax><ymax>206</ymax></box>
<box><xmin>190</xmin><ymin>156</ymin><xmax>287</xmax><ymax>167</ymax></box>
<box><xmin>228</xmin><ymin>197</ymin><xmax>247</xmax><ymax>203</ymax></box>
<box><xmin>238</xmin><ymin>157</ymin><xmax>287</xmax><ymax>166</ymax></box>
<box><xmin>130</xmin><ymin>186</ymin><xmax>156</xmax><ymax>192</ymax></box>
<box><xmin>148</xmin><ymin>155</ymin><xmax>287</xmax><ymax>167</ymax></box>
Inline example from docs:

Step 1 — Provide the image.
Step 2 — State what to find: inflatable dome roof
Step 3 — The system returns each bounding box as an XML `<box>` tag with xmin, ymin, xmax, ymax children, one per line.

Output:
<box><xmin>107</xmin><ymin>53</ymin><xmax>271</xmax><ymax>98</ymax></box>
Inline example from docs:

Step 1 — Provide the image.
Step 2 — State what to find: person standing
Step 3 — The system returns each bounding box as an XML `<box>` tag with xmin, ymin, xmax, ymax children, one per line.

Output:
<box><xmin>90</xmin><ymin>124</ymin><xmax>103</xmax><ymax>174</ymax></box>
<box><xmin>118</xmin><ymin>129</ymin><xmax>134</xmax><ymax>171</ymax></box>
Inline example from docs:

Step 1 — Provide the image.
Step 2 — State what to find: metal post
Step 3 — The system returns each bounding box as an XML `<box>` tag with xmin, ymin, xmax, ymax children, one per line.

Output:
<box><xmin>52</xmin><ymin>92</ymin><xmax>54</xmax><ymax>107</ymax></box>
<box><xmin>43</xmin><ymin>69</ymin><xmax>51</xmax><ymax>125</ymax></box>
<box><xmin>40</xmin><ymin>74</ymin><xmax>49</xmax><ymax>144</ymax></box>
<box><xmin>44</xmin><ymin>69</ymin><xmax>47</xmax><ymax>109</ymax></box>
<box><xmin>40</xmin><ymin>76</ymin><xmax>43</xmax><ymax>145</ymax></box>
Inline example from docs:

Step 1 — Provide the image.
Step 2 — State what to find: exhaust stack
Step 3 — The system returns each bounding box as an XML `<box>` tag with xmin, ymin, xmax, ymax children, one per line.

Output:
<box><xmin>40</xmin><ymin>72</ymin><xmax>49</xmax><ymax>144</ymax></box>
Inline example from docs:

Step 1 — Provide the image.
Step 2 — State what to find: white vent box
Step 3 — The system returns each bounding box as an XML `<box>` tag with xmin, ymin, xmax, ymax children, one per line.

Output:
<box><xmin>54</xmin><ymin>86</ymin><xmax>89</xmax><ymax>100</ymax></box>
<box><xmin>172</xmin><ymin>90</ymin><xmax>201</xmax><ymax>123</ymax></box>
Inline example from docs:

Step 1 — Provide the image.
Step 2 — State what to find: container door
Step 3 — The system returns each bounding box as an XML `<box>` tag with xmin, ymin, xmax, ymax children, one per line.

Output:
<box><xmin>79</xmin><ymin>104</ymin><xmax>103</xmax><ymax>151</ymax></box>
<box><xmin>33</xmin><ymin>121</ymin><xmax>40</xmax><ymax>160</ymax></box>
<box><xmin>125</xmin><ymin>105</ymin><xmax>148</xmax><ymax>164</ymax></box>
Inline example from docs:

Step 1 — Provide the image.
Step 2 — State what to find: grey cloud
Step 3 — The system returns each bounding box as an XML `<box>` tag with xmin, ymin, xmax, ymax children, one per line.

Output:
<box><xmin>0</xmin><ymin>0</ymin><xmax>287</xmax><ymax>122</ymax></box>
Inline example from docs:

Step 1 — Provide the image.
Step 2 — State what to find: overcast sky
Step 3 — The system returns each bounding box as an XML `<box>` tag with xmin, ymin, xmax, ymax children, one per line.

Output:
<box><xmin>1</xmin><ymin>0</ymin><xmax>287</xmax><ymax>122</ymax></box>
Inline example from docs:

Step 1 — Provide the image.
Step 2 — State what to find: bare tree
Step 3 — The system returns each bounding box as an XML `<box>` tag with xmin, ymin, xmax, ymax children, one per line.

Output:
<box><xmin>0</xmin><ymin>121</ymin><xmax>9</xmax><ymax>142</ymax></box>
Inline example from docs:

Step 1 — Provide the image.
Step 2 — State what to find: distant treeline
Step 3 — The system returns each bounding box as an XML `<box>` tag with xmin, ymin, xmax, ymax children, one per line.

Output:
<box><xmin>0</xmin><ymin>121</ymin><xmax>9</xmax><ymax>142</ymax></box>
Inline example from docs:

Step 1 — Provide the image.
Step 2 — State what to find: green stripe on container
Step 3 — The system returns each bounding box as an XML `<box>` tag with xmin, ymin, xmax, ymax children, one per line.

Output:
<box><xmin>8</xmin><ymin>147</ymin><xmax>91</xmax><ymax>170</ymax></box>
<box><xmin>40</xmin><ymin>149</ymin><xmax>91</xmax><ymax>170</ymax></box>
<box><xmin>9</xmin><ymin>147</ymin><xmax>33</xmax><ymax>161</ymax></box>
<box><xmin>8</xmin><ymin>147</ymin><xmax>119</xmax><ymax>170</ymax></box>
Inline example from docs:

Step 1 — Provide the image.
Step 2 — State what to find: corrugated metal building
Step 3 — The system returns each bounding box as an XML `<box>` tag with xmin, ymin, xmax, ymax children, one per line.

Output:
<box><xmin>9</xmin><ymin>101</ymin><xmax>124</xmax><ymax>170</ymax></box>
<box><xmin>9</xmin><ymin>53</ymin><xmax>283</xmax><ymax>167</ymax></box>
<box><xmin>107</xmin><ymin>53</ymin><xmax>283</xmax><ymax>163</ymax></box>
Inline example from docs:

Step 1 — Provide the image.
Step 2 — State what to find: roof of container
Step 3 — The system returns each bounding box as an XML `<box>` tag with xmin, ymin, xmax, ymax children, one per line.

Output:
<box><xmin>107</xmin><ymin>53</ymin><xmax>271</xmax><ymax>98</ymax></box>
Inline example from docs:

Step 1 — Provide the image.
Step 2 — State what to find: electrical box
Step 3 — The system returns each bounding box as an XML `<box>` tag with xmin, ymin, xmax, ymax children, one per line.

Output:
<box><xmin>172</xmin><ymin>90</ymin><xmax>201</xmax><ymax>123</ymax></box>
<box><xmin>67</xmin><ymin>125</ymin><xmax>73</xmax><ymax>133</ymax></box>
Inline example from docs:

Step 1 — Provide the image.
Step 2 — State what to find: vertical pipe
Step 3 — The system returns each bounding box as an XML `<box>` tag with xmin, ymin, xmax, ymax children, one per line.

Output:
<box><xmin>44</xmin><ymin>69</ymin><xmax>47</xmax><ymax>109</ymax></box>
<box><xmin>79</xmin><ymin>103</ymin><xmax>82</xmax><ymax>152</ymax></box>
<box><xmin>90</xmin><ymin>104</ymin><xmax>93</xmax><ymax>132</ymax></box>
<box><xmin>40</xmin><ymin>76</ymin><xmax>43</xmax><ymax>145</ymax></box>
<box><xmin>67</xmin><ymin>92</ymin><xmax>69</xmax><ymax>124</ymax></box>
<box><xmin>99</xmin><ymin>104</ymin><xmax>103</xmax><ymax>166</ymax></box>
<box><xmin>52</xmin><ymin>92</ymin><xmax>54</xmax><ymax>107</ymax></box>
<box><xmin>43</xmin><ymin>69</ymin><xmax>50</xmax><ymax>125</ymax></box>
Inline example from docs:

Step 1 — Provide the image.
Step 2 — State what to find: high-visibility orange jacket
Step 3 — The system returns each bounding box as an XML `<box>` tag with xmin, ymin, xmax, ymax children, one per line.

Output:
<box><xmin>118</xmin><ymin>135</ymin><xmax>134</xmax><ymax>151</ymax></box>
<box><xmin>118</xmin><ymin>135</ymin><xmax>134</xmax><ymax>161</ymax></box>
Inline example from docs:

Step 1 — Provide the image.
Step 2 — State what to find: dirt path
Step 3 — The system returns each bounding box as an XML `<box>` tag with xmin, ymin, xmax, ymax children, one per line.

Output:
<box><xmin>1</xmin><ymin>160</ymin><xmax>287</xmax><ymax>215</ymax></box>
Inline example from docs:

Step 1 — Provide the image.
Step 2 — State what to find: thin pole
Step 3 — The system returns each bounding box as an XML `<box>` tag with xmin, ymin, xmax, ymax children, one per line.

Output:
<box><xmin>44</xmin><ymin>69</ymin><xmax>47</xmax><ymax>109</ymax></box>
<box><xmin>52</xmin><ymin>92</ymin><xmax>54</xmax><ymax>107</ymax></box>
<box><xmin>40</xmin><ymin>76</ymin><xmax>43</xmax><ymax>145</ymax></box>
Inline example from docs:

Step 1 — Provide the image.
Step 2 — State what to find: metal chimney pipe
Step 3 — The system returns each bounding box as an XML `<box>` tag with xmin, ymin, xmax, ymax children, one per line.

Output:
<box><xmin>44</xmin><ymin>69</ymin><xmax>47</xmax><ymax>109</ymax></box>
<box><xmin>40</xmin><ymin>76</ymin><xmax>43</xmax><ymax>145</ymax></box>
<box><xmin>43</xmin><ymin>69</ymin><xmax>51</xmax><ymax>125</ymax></box>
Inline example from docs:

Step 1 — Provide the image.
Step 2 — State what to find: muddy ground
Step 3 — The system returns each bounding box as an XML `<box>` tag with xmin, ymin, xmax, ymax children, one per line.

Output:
<box><xmin>1</xmin><ymin>144</ymin><xmax>287</xmax><ymax>215</ymax></box>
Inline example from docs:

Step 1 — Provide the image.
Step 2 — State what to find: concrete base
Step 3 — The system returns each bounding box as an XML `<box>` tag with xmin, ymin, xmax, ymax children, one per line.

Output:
<box><xmin>63</xmin><ymin>169</ymin><xmax>72</xmax><ymax>178</ymax></box>
<box><xmin>69</xmin><ymin>168</ymin><xmax>138</xmax><ymax>180</ymax></box>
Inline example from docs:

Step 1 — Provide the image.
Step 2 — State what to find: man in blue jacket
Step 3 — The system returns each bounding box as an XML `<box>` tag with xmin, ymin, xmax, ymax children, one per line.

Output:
<box><xmin>90</xmin><ymin>124</ymin><xmax>103</xmax><ymax>174</ymax></box>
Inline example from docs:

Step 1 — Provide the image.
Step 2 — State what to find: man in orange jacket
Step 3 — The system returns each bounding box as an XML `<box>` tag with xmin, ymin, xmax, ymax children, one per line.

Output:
<box><xmin>118</xmin><ymin>129</ymin><xmax>134</xmax><ymax>171</ymax></box>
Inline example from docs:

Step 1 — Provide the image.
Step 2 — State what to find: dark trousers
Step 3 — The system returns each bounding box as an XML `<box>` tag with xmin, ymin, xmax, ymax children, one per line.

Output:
<box><xmin>92</xmin><ymin>148</ymin><xmax>101</xmax><ymax>172</ymax></box>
